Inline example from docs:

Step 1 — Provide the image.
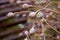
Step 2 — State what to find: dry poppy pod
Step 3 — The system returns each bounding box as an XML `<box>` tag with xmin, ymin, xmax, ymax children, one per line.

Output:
<box><xmin>18</xmin><ymin>24</ymin><xmax>24</xmax><ymax>29</ymax></box>
<box><xmin>15</xmin><ymin>14</ymin><xmax>20</xmax><ymax>17</ymax></box>
<box><xmin>29</xmin><ymin>27</ymin><xmax>36</xmax><ymax>34</ymax></box>
<box><xmin>16</xmin><ymin>0</ymin><xmax>21</xmax><ymax>4</ymax></box>
<box><xmin>36</xmin><ymin>11</ymin><xmax>44</xmax><ymax>18</ymax></box>
<box><xmin>22</xmin><ymin>4</ymin><xmax>30</xmax><ymax>9</ymax></box>
<box><xmin>24</xmin><ymin>31</ymin><xmax>29</xmax><ymax>35</ymax></box>
<box><xmin>22</xmin><ymin>14</ymin><xmax>27</xmax><ymax>17</ymax></box>
<box><xmin>6</xmin><ymin>12</ymin><xmax>15</xmax><ymax>17</ymax></box>
<box><xmin>27</xmin><ymin>12</ymin><xmax>36</xmax><ymax>23</ymax></box>
<box><xmin>29</xmin><ymin>12</ymin><xmax>36</xmax><ymax>17</ymax></box>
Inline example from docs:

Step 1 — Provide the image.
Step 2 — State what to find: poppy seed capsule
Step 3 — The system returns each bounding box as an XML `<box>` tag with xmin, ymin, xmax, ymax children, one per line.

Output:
<box><xmin>18</xmin><ymin>24</ymin><xmax>24</xmax><ymax>29</ymax></box>
<box><xmin>24</xmin><ymin>31</ymin><xmax>29</xmax><ymax>35</ymax></box>
<box><xmin>36</xmin><ymin>11</ymin><xmax>44</xmax><ymax>18</ymax></box>
<box><xmin>16</xmin><ymin>0</ymin><xmax>21</xmax><ymax>4</ymax></box>
<box><xmin>22</xmin><ymin>4</ymin><xmax>29</xmax><ymax>8</ymax></box>
<box><xmin>29</xmin><ymin>12</ymin><xmax>36</xmax><ymax>17</ymax></box>
<box><xmin>15</xmin><ymin>14</ymin><xmax>20</xmax><ymax>17</ymax></box>
<box><xmin>29</xmin><ymin>27</ymin><xmax>36</xmax><ymax>34</ymax></box>
<box><xmin>7</xmin><ymin>12</ymin><xmax>15</xmax><ymax>17</ymax></box>
<box><xmin>22</xmin><ymin>14</ymin><xmax>27</xmax><ymax>17</ymax></box>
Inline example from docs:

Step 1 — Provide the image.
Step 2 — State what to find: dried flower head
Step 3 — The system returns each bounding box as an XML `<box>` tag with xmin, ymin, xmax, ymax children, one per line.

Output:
<box><xmin>29</xmin><ymin>12</ymin><xmax>36</xmax><ymax>17</ymax></box>
<box><xmin>7</xmin><ymin>12</ymin><xmax>15</xmax><ymax>17</ymax></box>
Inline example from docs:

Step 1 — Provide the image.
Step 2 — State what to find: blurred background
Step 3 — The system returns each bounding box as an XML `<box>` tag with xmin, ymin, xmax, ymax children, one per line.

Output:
<box><xmin>0</xmin><ymin>0</ymin><xmax>60</xmax><ymax>40</ymax></box>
